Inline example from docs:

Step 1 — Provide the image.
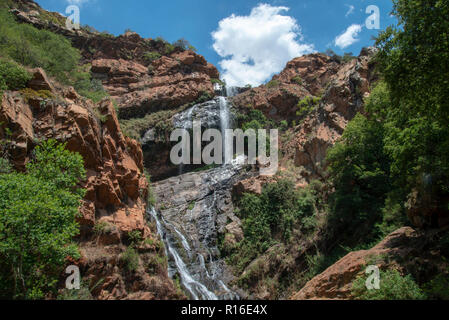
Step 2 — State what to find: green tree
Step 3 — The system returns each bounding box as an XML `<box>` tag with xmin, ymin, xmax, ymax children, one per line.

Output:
<box><xmin>0</xmin><ymin>140</ymin><xmax>86</xmax><ymax>299</ymax></box>
<box><xmin>374</xmin><ymin>0</ymin><xmax>449</xmax><ymax>217</ymax></box>
<box><xmin>326</xmin><ymin>113</ymin><xmax>391</xmax><ymax>245</ymax></box>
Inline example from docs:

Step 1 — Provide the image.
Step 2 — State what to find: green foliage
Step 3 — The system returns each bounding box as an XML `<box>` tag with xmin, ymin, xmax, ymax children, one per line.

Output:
<box><xmin>197</xmin><ymin>91</ymin><xmax>213</xmax><ymax>104</ymax></box>
<box><xmin>0</xmin><ymin>59</ymin><xmax>32</xmax><ymax>91</ymax></box>
<box><xmin>0</xmin><ymin>157</ymin><xmax>12</xmax><ymax>174</ymax></box>
<box><xmin>0</xmin><ymin>139</ymin><xmax>85</xmax><ymax>299</ymax></box>
<box><xmin>143</xmin><ymin>51</ymin><xmax>161</xmax><ymax>64</ymax></box>
<box><xmin>231</xmin><ymin>180</ymin><xmax>317</xmax><ymax>269</ymax></box>
<box><xmin>292</xmin><ymin>76</ymin><xmax>302</xmax><ymax>85</ymax></box>
<box><xmin>187</xmin><ymin>202</ymin><xmax>195</xmax><ymax>211</ymax></box>
<box><xmin>374</xmin><ymin>0</ymin><xmax>449</xmax><ymax>212</ymax></box>
<box><xmin>26</xmin><ymin>139</ymin><xmax>86</xmax><ymax>196</ymax></box>
<box><xmin>210</xmin><ymin>78</ymin><xmax>224</xmax><ymax>86</ymax></box>
<box><xmin>145</xmin><ymin>172</ymin><xmax>156</xmax><ymax>207</ymax></box>
<box><xmin>164</xmin><ymin>43</ymin><xmax>175</xmax><ymax>55</ymax></box>
<box><xmin>279</xmin><ymin>120</ymin><xmax>288</xmax><ymax>131</ymax></box>
<box><xmin>0</xmin><ymin>9</ymin><xmax>80</xmax><ymax>84</ymax></box>
<box><xmin>423</xmin><ymin>272</ymin><xmax>449</xmax><ymax>300</ymax></box>
<box><xmin>296</xmin><ymin>96</ymin><xmax>320</xmax><ymax>118</ymax></box>
<box><xmin>266</xmin><ymin>79</ymin><xmax>280</xmax><ymax>88</ymax></box>
<box><xmin>93</xmin><ymin>221</ymin><xmax>115</xmax><ymax>236</ymax></box>
<box><xmin>128</xmin><ymin>230</ymin><xmax>143</xmax><ymax>245</ymax></box>
<box><xmin>342</xmin><ymin>52</ymin><xmax>356</xmax><ymax>63</ymax></box>
<box><xmin>352</xmin><ymin>269</ymin><xmax>426</xmax><ymax>300</ymax></box>
<box><xmin>73</xmin><ymin>68</ymin><xmax>109</xmax><ymax>103</ymax></box>
<box><xmin>120</xmin><ymin>247</ymin><xmax>140</xmax><ymax>272</ymax></box>
<box><xmin>172</xmin><ymin>38</ymin><xmax>196</xmax><ymax>52</ymax></box>
<box><xmin>326</xmin><ymin>113</ymin><xmax>392</xmax><ymax>246</ymax></box>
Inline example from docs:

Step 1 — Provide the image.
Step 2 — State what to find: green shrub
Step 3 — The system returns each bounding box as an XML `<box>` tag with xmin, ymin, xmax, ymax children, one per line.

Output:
<box><xmin>164</xmin><ymin>43</ymin><xmax>175</xmax><ymax>55</ymax></box>
<box><xmin>266</xmin><ymin>79</ymin><xmax>280</xmax><ymax>88</ymax></box>
<box><xmin>0</xmin><ymin>157</ymin><xmax>12</xmax><ymax>174</ymax></box>
<box><xmin>279</xmin><ymin>120</ymin><xmax>288</xmax><ymax>131</ymax></box>
<box><xmin>143</xmin><ymin>51</ymin><xmax>161</xmax><ymax>64</ymax></box>
<box><xmin>296</xmin><ymin>96</ymin><xmax>320</xmax><ymax>118</ymax></box>
<box><xmin>326</xmin><ymin>113</ymin><xmax>392</xmax><ymax>246</ymax></box>
<box><xmin>128</xmin><ymin>230</ymin><xmax>143</xmax><ymax>245</ymax></box>
<box><xmin>93</xmin><ymin>221</ymin><xmax>115</xmax><ymax>236</ymax></box>
<box><xmin>292</xmin><ymin>76</ymin><xmax>302</xmax><ymax>85</ymax></box>
<box><xmin>73</xmin><ymin>68</ymin><xmax>109</xmax><ymax>103</ymax></box>
<box><xmin>352</xmin><ymin>269</ymin><xmax>426</xmax><ymax>300</ymax></box>
<box><xmin>0</xmin><ymin>59</ymin><xmax>32</xmax><ymax>90</ymax></box>
<box><xmin>233</xmin><ymin>180</ymin><xmax>317</xmax><ymax>266</ymax></box>
<box><xmin>120</xmin><ymin>247</ymin><xmax>140</xmax><ymax>272</ymax></box>
<box><xmin>0</xmin><ymin>139</ymin><xmax>85</xmax><ymax>299</ymax></box>
<box><xmin>423</xmin><ymin>272</ymin><xmax>449</xmax><ymax>300</ymax></box>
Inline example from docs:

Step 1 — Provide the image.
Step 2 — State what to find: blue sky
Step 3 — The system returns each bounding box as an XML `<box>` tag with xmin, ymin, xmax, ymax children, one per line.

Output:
<box><xmin>36</xmin><ymin>0</ymin><xmax>396</xmax><ymax>86</ymax></box>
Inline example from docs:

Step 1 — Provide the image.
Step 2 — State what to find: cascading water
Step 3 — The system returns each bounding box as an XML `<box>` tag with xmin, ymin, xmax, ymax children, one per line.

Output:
<box><xmin>148</xmin><ymin>208</ymin><xmax>218</xmax><ymax>300</ymax></box>
<box><xmin>178</xmin><ymin>105</ymin><xmax>195</xmax><ymax>175</ymax></box>
<box><xmin>148</xmin><ymin>85</ymin><xmax>248</xmax><ymax>300</ymax></box>
<box><xmin>219</xmin><ymin>97</ymin><xmax>231</xmax><ymax>165</ymax></box>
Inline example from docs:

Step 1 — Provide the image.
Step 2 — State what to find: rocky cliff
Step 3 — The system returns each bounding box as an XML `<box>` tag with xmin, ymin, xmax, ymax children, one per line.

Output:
<box><xmin>0</xmin><ymin>67</ymin><xmax>183</xmax><ymax>299</ymax></box>
<box><xmin>232</xmin><ymin>48</ymin><xmax>377</xmax><ymax>191</ymax></box>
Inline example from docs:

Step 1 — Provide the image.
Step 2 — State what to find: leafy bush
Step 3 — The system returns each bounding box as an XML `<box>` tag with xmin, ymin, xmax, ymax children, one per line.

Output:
<box><xmin>231</xmin><ymin>180</ymin><xmax>317</xmax><ymax>268</ymax></box>
<box><xmin>326</xmin><ymin>113</ymin><xmax>392</xmax><ymax>246</ymax></box>
<box><xmin>292</xmin><ymin>76</ymin><xmax>302</xmax><ymax>85</ymax></box>
<box><xmin>296</xmin><ymin>96</ymin><xmax>320</xmax><ymax>118</ymax></box>
<box><xmin>0</xmin><ymin>139</ymin><xmax>85</xmax><ymax>299</ymax></box>
<box><xmin>143</xmin><ymin>51</ymin><xmax>161</xmax><ymax>64</ymax></box>
<box><xmin>374</xmin><ymin>0</ymin><xmax>449</xmax><ymax>222</ymax></box>
<box><xmin>0</xmin><ymin>9</ymin><xmax>80</xmax><ymax>84</ymax></box>
<box><xmin>120</xmin><ymin>247</ymin><xmax>140</xmax><ymax>272</ymax></box>
<box><xmin>128</xmin><ymin>230</ymin><xmax>143</xmax><ymax>245</ymax></box>
<box><xmin>0</xmin><ymin>59</ymin><xmax>32</xmax><ymax>90</ymax></box>
<box><xmin>0</xmin><ymin>157</ymin><xmax>12</xmax><ymax>174</ymax></box>
<box><xmin>172</xmin><ymin>38</ymin><xmax>196</xmax><ymax>52</ymax></box>
<box><xmin>423</xmin><ymin>272</ymin><xmax>449</xmax><ymax>300</ymax></box>
<box><xmin>73</xmin><ymin>69</ymin><xmax>109</xmax><ymax>103</ymax></box>
<box><xmin>352</xmin><ymin>269</ymin><xmax>426</xmax><ymax>300</ymax></box>
<box><xmin>93</xmin><ymin>221</ymin><xmax>115</xmax><ymax>236</ymax></box>
<box><xmin>266</xmin><ymin>79</ymin><xmax>280</xmax><ymax>88</ymax></box>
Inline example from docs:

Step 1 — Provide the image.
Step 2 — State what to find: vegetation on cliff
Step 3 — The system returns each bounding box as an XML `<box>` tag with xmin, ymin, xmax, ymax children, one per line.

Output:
<box><xmin>0</xmin><ymin>140</ymin><xmax>85</xmax><ymax>299</ymax></box>
<box><xmin>223</xmin><ymin>0</ymin><xmax>449</xmax><ymax>300</ymax></box>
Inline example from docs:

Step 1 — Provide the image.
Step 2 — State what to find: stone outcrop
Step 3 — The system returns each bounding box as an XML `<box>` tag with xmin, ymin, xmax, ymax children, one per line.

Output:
<box><xmin>10</xmin><ymin>1</ymin><xmax>219</xmax><ymax>122</ymax></box>
<box><xmin>1</xmin><ymin>78</ymin><xmax>148</xmax><ymax>241</ymax></box>
<box><xmin>231</xmin><ymin>53</ymin><xmax>341</xmax><ymax>121</ymax></box>
<box><xmin>0</xmin><ymin>67</ymin><xmax>182</xmax><ymax>299</ymax></box>
<box><xmin>290</xmin><ymin>226</ymin><xmax>449</xmax><ymax>300</ymax></box>
<box><xmin>93</xmin><ymin>50</ymin><xmax>218</xmax><ymax>119</ymax></box>
<box><xmin>232</xmin><ymin>48</ymin><xmax>377</xmax><ymax>184</ymax></box>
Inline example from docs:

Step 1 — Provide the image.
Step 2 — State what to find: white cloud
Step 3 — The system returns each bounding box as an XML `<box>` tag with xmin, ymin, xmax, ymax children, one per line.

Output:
<box><xmin>334</xmin><ymin>24</ymin><xmax>363</xmax><ymax>49</ymax></box>
<box><xmin>345</xmin><ymin>4</ymin><xmax>355</xmax><ymax>17</ymax></box>
<box><xmin>211</xmin><ymin>3</ymin><xmax>314</xmax><ymax>87</ymax></box>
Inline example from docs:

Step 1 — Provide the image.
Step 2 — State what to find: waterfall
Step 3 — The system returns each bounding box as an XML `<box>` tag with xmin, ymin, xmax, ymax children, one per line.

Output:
<box><xmin>219</xmin><ymin>96</ymin><xmax>231</xmax><ymax>165</ymax></box>
<box><xmin>148</xmin><ymin>208</ymin><xmax>218</xmax><ymax>300</ymax></box>
<box><xmin>147</xmin><ymin>85</ymin><xmax>245</xmax><ymax>300</ymax></box>
<box><xmin>178</xmin><ymin>105</ymin><xmax>195</xmax><ymax>175</ymax></box>
<box><xmin>225</xmin><ymin>86</ymin><xmax>238</xmax><ymax>98</ymax></box>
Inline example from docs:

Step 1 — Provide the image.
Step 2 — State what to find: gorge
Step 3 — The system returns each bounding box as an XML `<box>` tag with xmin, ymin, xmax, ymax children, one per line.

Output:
<box><xmin>1</xmin><ymin>0</ymin><xmax>448</xmax><ymax>301</ymax></box>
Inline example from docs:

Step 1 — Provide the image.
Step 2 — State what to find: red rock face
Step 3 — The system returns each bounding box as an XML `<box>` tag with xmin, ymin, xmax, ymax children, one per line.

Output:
<box><xmin>0</xmin><ymin>68</ymin><xmax>185</xmax><ymax>299</ymax></box>
<box><xmin>0</xmin><ymin>69</ymin><xmax>148</xmax><ymax>242</ymax></box>
<box><xmin>233</xmin><ymin>48</ymin><xmax>377</xmax><ymax>184</ymax></box>
<box><xmin>231</xmin><ymin>53</ymin><xmax>341</xmax><ymax>121</ymax></box>
<box><xmin>92</xmin><ymin>50</ymin><xmax>218</xmax><ymax>119</ymax></box>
